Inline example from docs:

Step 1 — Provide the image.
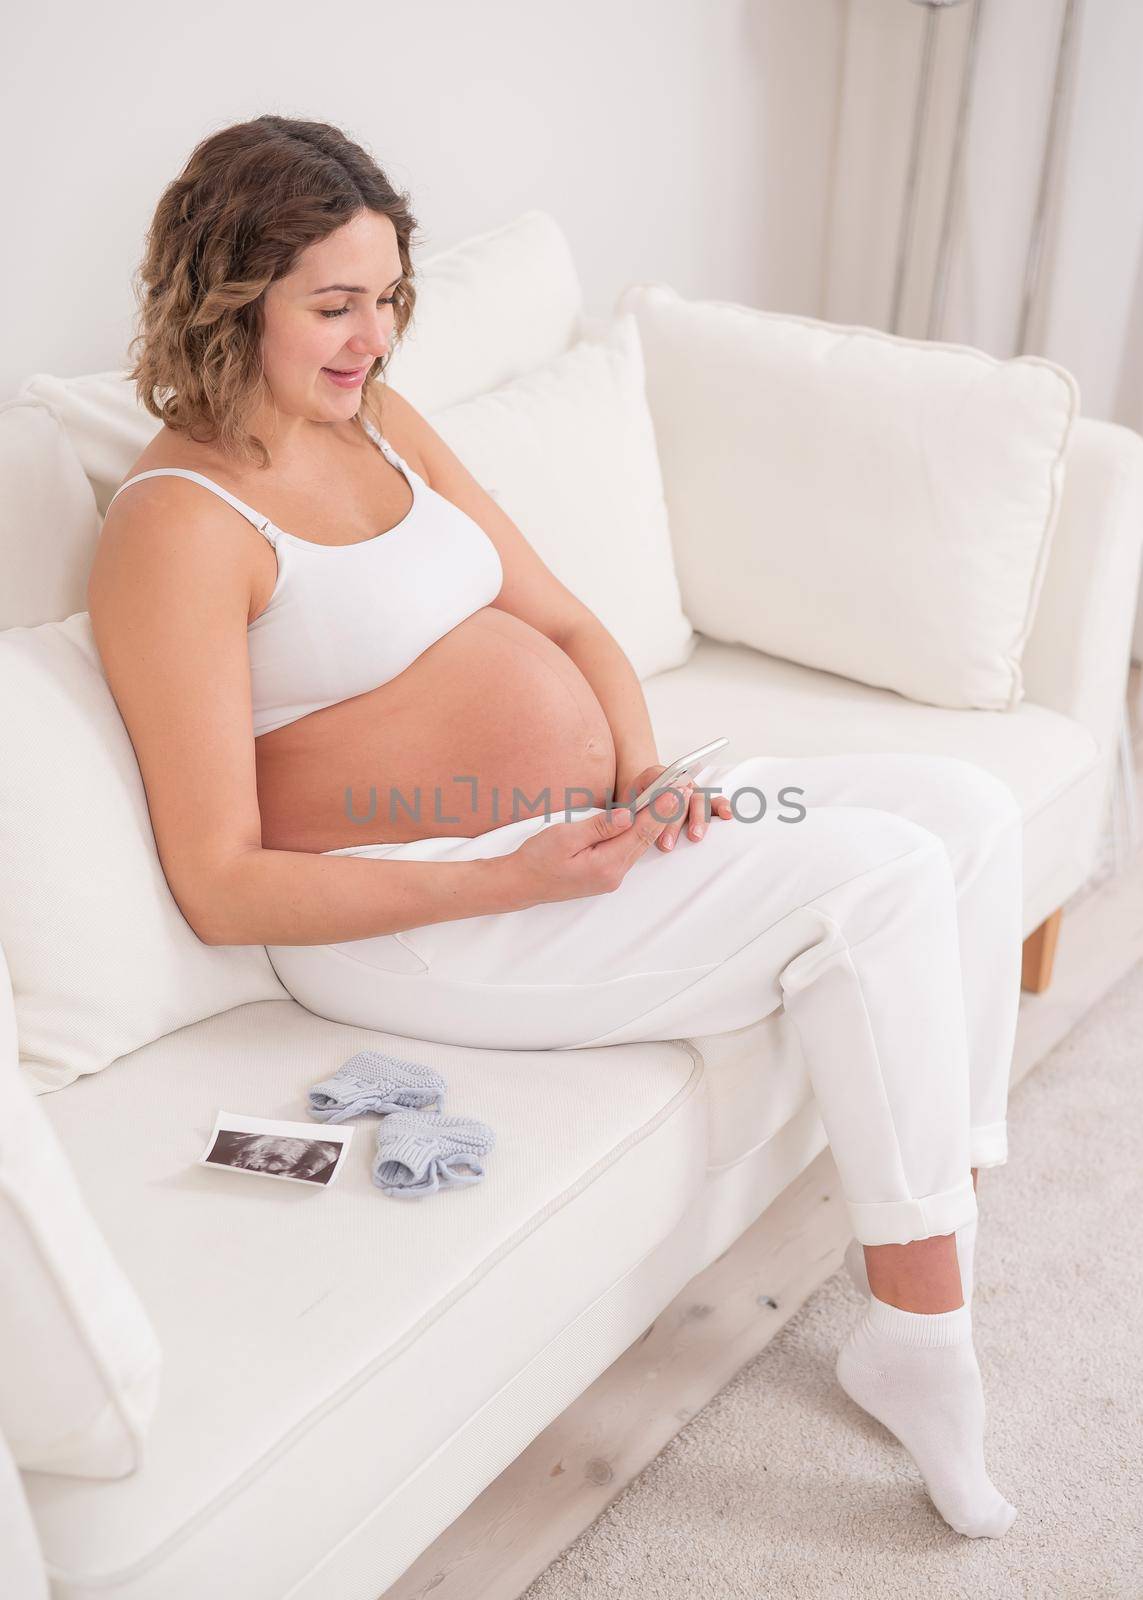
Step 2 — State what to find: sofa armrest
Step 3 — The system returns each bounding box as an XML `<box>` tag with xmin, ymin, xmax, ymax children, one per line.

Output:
<box><xmin>0</xmin><ymin>1427</ymin><xmax>48</xmax><ymax>1600</ymax></box>
<box><xmin>1020</xmin><ymin>416</ymin><xmax>1143</xmax><ymax>758</ymax></box>
<box><xmin>0</xmin><ymin>965</ymin><xmax>49</xmax><ymax>1591</ymax></box>
<box><xmin>0</xmin><ymin>938</ymin><xmax>164</xmax><ymax>1479</ymax></box>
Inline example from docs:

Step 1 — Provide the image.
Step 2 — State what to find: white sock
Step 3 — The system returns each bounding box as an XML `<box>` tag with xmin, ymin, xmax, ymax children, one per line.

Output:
<box><xmin>845</xmin><ymin>1215</ymin><xmax>978</xmax><ymax>1304</ymax></box>
<box><xmin>835</xmin><ymin>1295</ymin><xmax>1017</xmax><ymax>1538</ymax></box>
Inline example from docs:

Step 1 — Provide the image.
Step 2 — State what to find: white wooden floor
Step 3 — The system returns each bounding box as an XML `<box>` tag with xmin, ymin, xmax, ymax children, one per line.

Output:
<box><xmin>382</xmin><ymin>670</ymin><xmax>1143</xmax><ymax>1600</ymax></box>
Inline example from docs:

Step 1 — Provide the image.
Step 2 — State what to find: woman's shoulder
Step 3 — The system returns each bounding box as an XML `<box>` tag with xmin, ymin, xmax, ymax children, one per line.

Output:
<box><xmin>120</xmin><ymin>423</ymin><xmax>233</xmax><ymax>486</ymax></box>
<box><xmin>100</xmin><ymin>424</ymin><xmax>265</xmax><ymax>568</ymax></box>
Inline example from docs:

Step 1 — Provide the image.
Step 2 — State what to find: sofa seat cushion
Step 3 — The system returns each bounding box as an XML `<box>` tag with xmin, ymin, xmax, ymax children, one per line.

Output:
<box><xmin>642</xmin><ymin>636</ymin><xmax>1103</xmax><ymax>933</ymax></box>
<box><xmin>24</xmin><ymin>1000</ymin><xmax>707</xmax><ymax>1597</ymax></box>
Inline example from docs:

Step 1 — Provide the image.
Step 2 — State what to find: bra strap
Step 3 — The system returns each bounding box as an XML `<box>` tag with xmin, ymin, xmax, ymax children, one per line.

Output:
<box><xmin>359</xmin><ymin>414</ymin><xmax>412</xmax><ymax>475</ymax></box>
<box><xmin>105</xmin><ymin>469</ymin><xmax>278</xmax><ymax>546</ymax></box>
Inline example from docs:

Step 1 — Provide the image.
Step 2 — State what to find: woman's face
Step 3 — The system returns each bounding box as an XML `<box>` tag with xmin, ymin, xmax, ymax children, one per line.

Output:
<box><xmin>260</xmin><ymin>208</ymin><xmax>402</xmax><ymax>422</ymax></box>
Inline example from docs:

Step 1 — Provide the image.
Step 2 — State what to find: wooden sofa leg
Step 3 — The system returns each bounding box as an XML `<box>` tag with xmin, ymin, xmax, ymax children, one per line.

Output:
<box><xmin>1022</xmin><ymin>908</ymin><xmax>1063</xmax><ymax>993</ymax></box>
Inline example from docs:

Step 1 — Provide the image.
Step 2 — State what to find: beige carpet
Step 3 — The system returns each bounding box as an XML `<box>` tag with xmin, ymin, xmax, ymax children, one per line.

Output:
<box><xmin>523</xmin><ymin>957</ymin><xmax>1143</xmax><ymax>1599</ymax></box>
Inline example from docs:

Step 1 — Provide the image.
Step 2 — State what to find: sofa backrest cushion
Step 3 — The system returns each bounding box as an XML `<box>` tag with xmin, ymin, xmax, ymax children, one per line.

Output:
<box><xmin>429</xmin><ymin>313</ymin><xmax>694</xmax><ymax>679</ymax></box>
<box><xmin>0</xmin><ymin>612</ymin><xmax>287</xmax><ymax>1097</ymax></box>
<box><xmin>0</xmin><ymin>949</ymin><xmax>162</xmax><ymax>1477</ymax></box>
<box><xmin>620</xmin><ymin>283</ymin><xmax>1080</xmax><ymax>711</ymax></box>
<box><xmin>0</xmin><ymin>399</ymin><xmax>102</xmax><ymax>632</ymax></box>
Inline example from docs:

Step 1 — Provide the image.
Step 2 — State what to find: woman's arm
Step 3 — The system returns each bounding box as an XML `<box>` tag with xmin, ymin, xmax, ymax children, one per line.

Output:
<box><xmin>202</xmin><ymin>848</ymin><xmax>520</xmax><ymax>946</ymax></box>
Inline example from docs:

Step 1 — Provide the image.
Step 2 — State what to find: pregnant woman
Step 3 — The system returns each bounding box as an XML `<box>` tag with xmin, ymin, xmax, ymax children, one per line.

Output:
<box><xmin>89</xmin><ymin>116</ymin><xmax>1022</xmax><ymax>1540</ymax></box>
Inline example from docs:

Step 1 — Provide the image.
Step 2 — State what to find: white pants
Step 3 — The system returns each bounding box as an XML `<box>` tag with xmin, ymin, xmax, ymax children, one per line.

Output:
<box><xmin>266</xmin><ymin>753</ymin><xmax>1023</xmax><ymax>1248</ymax></box>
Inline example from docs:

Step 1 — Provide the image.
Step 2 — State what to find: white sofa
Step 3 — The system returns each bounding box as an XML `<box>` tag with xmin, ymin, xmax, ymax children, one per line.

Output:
<box><xmin>3</xmin><ymin>209</ymin><xmax>1143</xmax><ymax>1600</ymax></box>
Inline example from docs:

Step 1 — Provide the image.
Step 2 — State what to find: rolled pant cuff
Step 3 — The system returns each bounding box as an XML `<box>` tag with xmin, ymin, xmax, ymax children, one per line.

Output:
<box><xmin>969</xmin><ymin>1120</ymin><xmax>1008</xmax><ymax>1169</ymax></box>
<box><xmin>847</xmin><ymin>1174</ymin><xmax>978</xmax><ymax>1247</ymax></box>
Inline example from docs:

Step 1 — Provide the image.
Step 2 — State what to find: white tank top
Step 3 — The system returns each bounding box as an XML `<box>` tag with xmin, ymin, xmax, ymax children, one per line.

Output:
<box><xmin>104</xmin><ymin>416</ymin><xmax>504</xmax><ymax>736</ymax></box>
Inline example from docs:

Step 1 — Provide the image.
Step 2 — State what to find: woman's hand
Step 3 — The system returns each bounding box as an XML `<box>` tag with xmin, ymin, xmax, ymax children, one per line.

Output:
<box><xmin>613</xmin><ymin>762</ymin><xmax>734</xmax><ymax>852</ymax></box>
<box><xmin>507</xmin><ymin>799</ymin><xmax>675</xmax><ymax>910</ymax></box>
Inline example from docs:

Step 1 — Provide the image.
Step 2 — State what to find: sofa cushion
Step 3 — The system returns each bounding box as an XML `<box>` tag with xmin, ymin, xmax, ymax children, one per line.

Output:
<box><xmin>429</xmin><ymin>313</ymin><xmax>695</xmax><ymax>679</ymax></box>
<box><xmin>0</xmin><ymin>399</ymin><xmax>102</xmax><ymax>631</ymax></box>
<box><xmin>384</xmin><ymin>207</ymin><xmax>586</xmax><ymax>415</ymax></box>
<box><xmin>23</xmin><ymin>1000</ymin><xmax>706</xmax><ymax>1595</ymax></box>
<box><xmin>642</xmin><ymin>634</ymin><xmax>1102</xmax><ymax>934</ymax></box>
<box><xmin>620</xmin><ymin>283</ymin><xmax>1080</xmax><ymax>711</ymax></box>
<box><xmin>0</xmin><ymin>950</ymin><xmax>162</xmax><ymax>1478</ymax></box>
<box><xmin>0</xmin><ymin>612</ymin><xmax>287</xmax><ymax>1096</ymax></box>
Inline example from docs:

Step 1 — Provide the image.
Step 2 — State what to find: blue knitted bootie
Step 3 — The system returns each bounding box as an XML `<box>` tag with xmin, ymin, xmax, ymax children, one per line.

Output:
<box><xmin>371</xmin><ymin>1110</ymin><xmax>496</xmax><ymax>1199</ymax></box>
<box><xmin>307</xmin><ymin>1050</ymin><xmax>447</xmax><ymax>1124</ymax></box>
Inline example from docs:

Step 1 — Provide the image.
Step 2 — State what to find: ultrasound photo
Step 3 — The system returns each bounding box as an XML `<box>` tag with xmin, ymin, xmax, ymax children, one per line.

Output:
<box><xmin>199</xmin><ymin>1111</ymin><xmax>353</xmax><ymax>1187</ymax></box>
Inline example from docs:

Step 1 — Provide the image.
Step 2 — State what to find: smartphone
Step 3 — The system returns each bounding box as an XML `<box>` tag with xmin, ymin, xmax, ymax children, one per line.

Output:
<box><xmin>625</xmin><ymin>737</ymin><xmax>731</xmax><ymax>816</ymax></box>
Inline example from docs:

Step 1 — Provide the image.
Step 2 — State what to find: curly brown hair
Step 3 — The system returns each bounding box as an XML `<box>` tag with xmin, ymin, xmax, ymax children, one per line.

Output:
<box><xmin>125</xmin><ymin>115</ymin><xmax>421</xmax><ymax>469</ymax></box>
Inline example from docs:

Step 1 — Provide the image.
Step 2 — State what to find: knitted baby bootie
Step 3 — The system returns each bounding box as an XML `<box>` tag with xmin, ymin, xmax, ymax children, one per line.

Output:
<box><xmin>307</xmin><ymin>1050</ymin><xmax>447</xmax><ymax>1124</ymax></box>
<box><xmin>371</xmin><ymin>1110</ymin><xmax>496</xmax><ymax>1199</ymax></box>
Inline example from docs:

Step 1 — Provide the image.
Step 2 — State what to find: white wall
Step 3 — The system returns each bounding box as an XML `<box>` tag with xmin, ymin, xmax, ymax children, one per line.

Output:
<box><xmin>1</xmin><ymin>0</ymin><xmax>810</xmax><ymax>398</ymax></box>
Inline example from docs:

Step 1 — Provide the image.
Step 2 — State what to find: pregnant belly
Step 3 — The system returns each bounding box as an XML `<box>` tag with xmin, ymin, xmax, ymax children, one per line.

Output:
<box><xmin>254</xmin><ymin>607</ymin><xmax>619</xmax><ymax>853</ymax></box>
